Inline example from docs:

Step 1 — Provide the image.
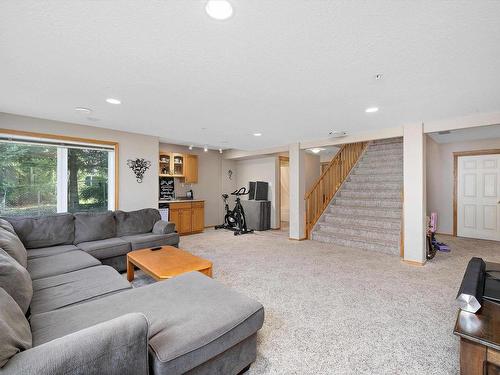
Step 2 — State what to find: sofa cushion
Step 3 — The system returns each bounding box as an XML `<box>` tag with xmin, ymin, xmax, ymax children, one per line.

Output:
<box><xmin>121</xmin><ymin>233</ymin><xmax>179</xmax><ymax>250</ymax></box>
<box><xmin>3</xmin><ymin>213</ymin><xmax>74</xmax><ymax>249</ymax></box>
<box><xmin>0</xmin><ymin>228</ymin><xmax>27</xmax><ymax>268</ymax></box>
<box><xmin>0</xmin><ymin>249</ymin><xmax>32</xmax><ymax>314</ymax></box>
<box><xmin>115</xmin><ymin>208</ymin><xmax>161</xmax><ymax>236</ymax></box>
<box><xmin>27</xmin><ymin>244</ymin><xmax>78</xmax><ymax>260</ymax></box>
<box><xmin>27</xmin><ymin>250</ymin><xmax>101</xmax><ymax>280</ymax></box>
<box><xmin>74</xmin><ymin>211</ymin><xmax>116</xmax><ymax>244</ymax></box>
<box><xmin>0</xmin><ymin>218</ymin><xmax>16</xmax><ymax>235</ymax></box>
<box><xmin>29</xmin><ymin>272</ymin><xmax>264</xmax><ymax>374</ymax></box>
<box><xmin>30</xmin><ymin>266</ymin><xmax>131</xmax><ymax>315</ymax></box>
<box><xmin>0</xmin><ymin>288</ymin><xmax>32</xmax><ymax>367</ymax></box>
<box><xmin>77</xmin><ymin>238</ymin><xmax>131</xmax><ymax>260</ymax></box>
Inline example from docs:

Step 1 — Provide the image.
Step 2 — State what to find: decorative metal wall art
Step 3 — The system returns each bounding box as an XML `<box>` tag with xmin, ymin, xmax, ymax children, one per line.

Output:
<box><xmin>127</xmin><ymin>158</ymin><xmax>151</xmax><ymax>183</ymax></box>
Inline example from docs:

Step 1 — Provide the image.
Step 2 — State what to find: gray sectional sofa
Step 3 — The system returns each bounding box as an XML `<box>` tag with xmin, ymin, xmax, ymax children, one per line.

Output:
<box><xmin>0</xmin><ymin>209</ymin><xmax>264</xmax><ymax>375</ymax></box>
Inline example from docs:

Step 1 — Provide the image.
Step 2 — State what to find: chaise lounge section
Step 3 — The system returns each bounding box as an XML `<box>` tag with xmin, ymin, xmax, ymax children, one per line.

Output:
<box><xmin>0</xmin><ymin>210</ymin><xmax>264</xmax><ymax>375</ymax></box>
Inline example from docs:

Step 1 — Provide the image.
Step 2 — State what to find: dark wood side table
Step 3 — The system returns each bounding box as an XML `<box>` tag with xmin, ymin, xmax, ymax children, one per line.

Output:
<box><xmin>454</xmin><ymin>262</ymin><xmax>500</xmax><ymax>375</ymax></box>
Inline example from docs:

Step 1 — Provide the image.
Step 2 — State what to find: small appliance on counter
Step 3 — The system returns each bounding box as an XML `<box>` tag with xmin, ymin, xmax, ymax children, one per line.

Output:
<box><xmin>186</xmin><ymin>189</ymin><xmax>194</xmax><ymax>199</ymax></box>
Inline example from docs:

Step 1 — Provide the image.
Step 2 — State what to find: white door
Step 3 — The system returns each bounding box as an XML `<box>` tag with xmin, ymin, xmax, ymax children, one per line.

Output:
<box><xmin>457</xmin><ymin>154</ymin><xmax>500</xmax><ymax>241</ymax></box>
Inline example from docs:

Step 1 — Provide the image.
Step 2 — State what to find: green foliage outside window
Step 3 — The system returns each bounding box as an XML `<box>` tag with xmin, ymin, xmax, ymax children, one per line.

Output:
<box><xmin>0</xmin><ymin>143</ymin><xmax>109</xmax><ymax>216</ymax></box>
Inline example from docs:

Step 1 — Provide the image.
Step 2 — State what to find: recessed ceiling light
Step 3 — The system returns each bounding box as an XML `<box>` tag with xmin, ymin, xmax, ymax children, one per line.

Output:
<box><xmin>329</xmin><ymin>130</ymin><xmax>348</xmax><ymax>138</ymax></box>
<box><xmin>309</xmin><ymin>148</ymin><xmax>325</xmax><ymax>154</ymax></box>
<box><xmin>106</xmin><ymin>98</ymin><xmax>121</xmax><ymax>105</ymax></box>
<box><xmin>204</xmin><ymin>145</ymin><xmax>208</xmax><ymax>152</ymax></box>
<box><xmin>253</xmin><ymin>133</ymin><xmax>262</xmax><ymax>137</ymax></box>
<box><xmin>75</xmin><ymin>107</ymin><xmax>92</xmax><ymax>113</ymax></box>
<box><xmin>188</xmin><ymin>145</ymin><xmax>193</xmax><ymax>150</ymax></box>
<box><xmin>205</xmin><ymin>0</ymin><xmax>233</xmax><ymax>20</ymax></box>
<box><xmin>365</xmin><ymin>107</ymin><xmax>379</xmax><ymax>113</ymax></box>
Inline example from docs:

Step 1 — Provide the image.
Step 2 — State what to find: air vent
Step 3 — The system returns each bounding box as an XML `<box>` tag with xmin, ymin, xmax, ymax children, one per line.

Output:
<box><xmin>438</xmin><ymin>130</ymin><xmax>451</xmax><ymax>135</ymax></box>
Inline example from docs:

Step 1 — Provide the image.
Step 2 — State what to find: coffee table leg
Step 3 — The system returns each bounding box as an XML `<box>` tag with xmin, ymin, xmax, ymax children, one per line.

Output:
<box><xmin>205</xmin><ymin>266</ymin><xmax>213</xmax><ymax>278</ymax></box>
<box><xmin>127</xmin><ymin>258</ymin><xmax>134</xmax><ymax>282</ymax></box>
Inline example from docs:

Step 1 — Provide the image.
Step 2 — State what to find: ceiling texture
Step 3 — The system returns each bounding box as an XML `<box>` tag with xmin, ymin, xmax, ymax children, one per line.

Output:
<box><xmin>1</xmin><ymin>1</ymin><xmax>500</xmax><ymax>150</ymax></box>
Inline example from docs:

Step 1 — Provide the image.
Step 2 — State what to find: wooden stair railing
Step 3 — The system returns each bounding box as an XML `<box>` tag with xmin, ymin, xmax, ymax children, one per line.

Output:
<box><xmin>305</xmin><ymin>141</ymin><xmax>368</xmax><ymax>237</ymax></box>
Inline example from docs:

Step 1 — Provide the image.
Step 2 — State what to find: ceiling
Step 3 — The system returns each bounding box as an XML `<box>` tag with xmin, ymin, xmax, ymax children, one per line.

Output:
<box><xmin>428</xmin><ymin>124</ymin><xmax>500</xmax><ymax>144</ymax></box>
<box><xmin>1</xmin><ymin>1</ymin><xmax>500</xmax><ymax>151</ymax></box>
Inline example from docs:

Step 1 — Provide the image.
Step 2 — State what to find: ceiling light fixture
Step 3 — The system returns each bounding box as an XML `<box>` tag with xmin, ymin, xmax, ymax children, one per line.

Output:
<box><xmin>188</xmin><ymin>145</ymin><xmax>193</xmax><ymax>150</ymax></box>
<box><xmin>253</xmin><ymin>133</ymin><xmax>262</xmax><ymax>137</ymax></box>
<box><xmin>205</xmin><ymin>0</ymin><xmax>233</xmax><ymax>20</ymax></box>
<box><xmin>309</xmin><ymin>148</ymin><xmax>325</xmax><ymax>154</ymax></box>
<box><xmin>329</xmin><ymin>131</ymin><xmax>348</xmax><ymax>138</ymax></box>
<box><xmin>75</xmin><ymin>107</ymin><xmax>92</xmax><ymax>113</ymax></box>
<box><xmin>204</xmin><ymin>145</ymin><xmax>208</xmax><ymax>152</ymax></box>
<box><xmin>219</xmin><ymin>149</ymin><xmax>223</xmax><ymax>154</ymax></box>
<box><xmin>106</xmin><ymin>98</ymin><xmax>121</xmax><ymax>105</ymax></box>
<box><xmin>365</xmin><ymin>107</ymin><xmax>379</xmax><ymax>113</ymax></box>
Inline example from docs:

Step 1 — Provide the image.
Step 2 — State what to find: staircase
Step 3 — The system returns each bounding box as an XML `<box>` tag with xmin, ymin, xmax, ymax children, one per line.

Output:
<box><xmin>310</xmin><ymin>137</ymin><xmax>403</xmax><ymax>255</ymax></box>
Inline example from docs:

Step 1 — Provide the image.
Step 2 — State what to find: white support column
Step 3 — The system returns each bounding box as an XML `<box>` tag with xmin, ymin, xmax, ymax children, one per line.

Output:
<box><xmin>56</xmin><ymin>147</ymin><xmax>68</xmax><ymax>213</ymax></box>
<box><xmin>289</xmin><ymin>143</ymin><xmax>306</xmax><ymax>239</ymax></box>
<box><xmin>107</xmin><ymin>150</ymin><xmax>115</xmax><ymax>211</ymax></box>
<box><xmin>403</xmin><ymin>123</ymin><xmax>426</xmax><ymax>264</ymax></box>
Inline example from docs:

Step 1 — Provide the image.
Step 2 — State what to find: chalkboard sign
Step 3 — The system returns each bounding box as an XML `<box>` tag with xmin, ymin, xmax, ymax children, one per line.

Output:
<box><xmin>159</xmin><ymin>177</ymin><xmax>175</xmax><ymax>200</ymax></box>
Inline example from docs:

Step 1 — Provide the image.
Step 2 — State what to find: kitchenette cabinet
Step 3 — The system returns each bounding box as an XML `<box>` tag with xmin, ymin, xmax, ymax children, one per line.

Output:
<box><xmin>159</xmin><ymin>152</ymin><xmax>198</xmax><ymax>182</ymax></box>
<box><xmin>168</xmin><ymin>200</ymin><xmax>204</xmax><ymax>235</ymax></box>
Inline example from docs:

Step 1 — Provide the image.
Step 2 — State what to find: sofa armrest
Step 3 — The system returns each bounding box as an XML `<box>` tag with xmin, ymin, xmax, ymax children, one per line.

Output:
<box><xmin>153</xmin><ymin>220</ymin><xmax>176</xmax><ymax>234</ymax></box>
<box><xmin>0</xmin><ymin>313</ymin><xmax>149</xmax><ymax>375</ymax></box>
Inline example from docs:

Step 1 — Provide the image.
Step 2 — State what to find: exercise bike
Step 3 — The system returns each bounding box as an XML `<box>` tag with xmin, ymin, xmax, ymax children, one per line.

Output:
<box><xmin>215</xmin><ymin>187</ymin><xmax>254</xmax><ymax>236</ymax></box>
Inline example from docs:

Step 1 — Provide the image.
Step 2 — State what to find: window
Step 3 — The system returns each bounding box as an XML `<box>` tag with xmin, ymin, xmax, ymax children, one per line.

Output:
<box><xmin>0</xmin><ymin>134</ymin><xmax>116</xmax><ymax>216</ymax></box>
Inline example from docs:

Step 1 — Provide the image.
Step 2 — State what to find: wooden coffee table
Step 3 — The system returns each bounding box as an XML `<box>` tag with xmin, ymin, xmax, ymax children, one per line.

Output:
<box><xmin>126</xmin><ymin>246</ymin><xmax>212</xmax><ymax>282</ymax></box>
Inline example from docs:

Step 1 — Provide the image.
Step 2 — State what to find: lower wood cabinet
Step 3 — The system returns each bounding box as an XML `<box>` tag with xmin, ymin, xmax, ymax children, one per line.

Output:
<box><xmin>169</xmin><ymin>201</ymin><xmax>204</xmax><ymax>235</ymax></box>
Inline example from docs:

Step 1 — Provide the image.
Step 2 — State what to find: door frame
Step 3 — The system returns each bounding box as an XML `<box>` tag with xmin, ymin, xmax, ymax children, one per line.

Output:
<box><xmin>453</xmin><ymin>149</ymin><xmax>500</xmax><ymax>236</ymax></box>
<box><xmin>277</xmin><ymin>156</ymin><xmax>289</xmax><ymax>230</ymax></box>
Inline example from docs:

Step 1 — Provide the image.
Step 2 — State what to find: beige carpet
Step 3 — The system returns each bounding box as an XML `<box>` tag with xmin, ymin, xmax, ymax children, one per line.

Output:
<box><xmin>134</xmin><ymin>229</ymin><xmax>500</xmax><ymax>374</ymax></box>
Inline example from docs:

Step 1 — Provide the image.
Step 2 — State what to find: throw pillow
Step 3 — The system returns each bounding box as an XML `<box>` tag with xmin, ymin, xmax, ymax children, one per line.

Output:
<box><xmin>0</xmin><ymin>249</ymin><xmax>33</xmax><ymax>314</ymax></box>
<box><xmin>0</xmin><ymin>288</ymin><xmax>32</xmax><ymax>367</ymax></box>
<box><xmin>0</xmin><ymin>228</ymin><xmax>27</xmax><ymax>268</ymax></box>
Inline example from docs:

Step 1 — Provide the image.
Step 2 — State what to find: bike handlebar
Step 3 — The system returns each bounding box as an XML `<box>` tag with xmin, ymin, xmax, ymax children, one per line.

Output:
<box><xmin>231</xmin><ymin>187</ymin><xmax>249</xmax><ymax>196</ymax></box>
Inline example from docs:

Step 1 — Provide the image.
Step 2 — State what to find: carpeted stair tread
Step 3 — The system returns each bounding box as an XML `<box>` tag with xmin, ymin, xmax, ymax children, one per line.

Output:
<box><xmin>342</xmin><ymin>181</ymin><xmax>403</xmax><ymax>190</ymax></box>
<box><xmin>329</xmin><ymin>205</ymin><xmax>402</xmax><ymax>219</ymax></box>
<box><xmin>333</xmin><ymin>197</ymin><xmax>403</xmax><ymax>208</ymax></box>
<box><xmin>311</xmin><ymin>231</ymin><xmax>399</xmax><ymax>255</ymax></box>
<box><xmin>339</xmin><ymin>189</ymin><xmax>401</xmax><ymax>199</ymax></box>
<box><xmin>322</xmin><ymin>212</ymin><xmax>401</xmax><ymax>224</ymax></box>
<box><xmin>317</xmin><ymin>222</ymin><xmax>400</xmax><ymax>236</ymax></box>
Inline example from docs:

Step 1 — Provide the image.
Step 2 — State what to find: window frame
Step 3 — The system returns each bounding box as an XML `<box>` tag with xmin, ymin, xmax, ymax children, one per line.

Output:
<box><xmin>0</xmin><ymin>128</ymin><xmax>119</xmax><ymax>211</ymax></box>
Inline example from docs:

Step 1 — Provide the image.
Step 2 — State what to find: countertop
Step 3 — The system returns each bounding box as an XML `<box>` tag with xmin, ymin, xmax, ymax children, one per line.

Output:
<box><xmin>159</xmin><ymin>199</ymin><xmax>205</xmax><ymax>204</ymax></box>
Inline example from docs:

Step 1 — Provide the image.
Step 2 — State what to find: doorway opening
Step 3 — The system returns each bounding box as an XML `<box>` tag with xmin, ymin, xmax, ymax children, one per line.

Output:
<box><xmin>279</xmin><ymin>156</ymin><xmax>289</xmax><ymax>231</ymax></box>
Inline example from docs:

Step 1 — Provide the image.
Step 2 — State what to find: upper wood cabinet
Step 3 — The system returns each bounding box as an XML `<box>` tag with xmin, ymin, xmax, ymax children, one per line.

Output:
<box><xmin>159</xmin><ymin>152</ymin><xmax>198</xmax><ymax>182</ymax></box>
<box><xmin>184</xmin><ymin>154</ymin><xmax>198</xmax><ymax>183</ymax></box>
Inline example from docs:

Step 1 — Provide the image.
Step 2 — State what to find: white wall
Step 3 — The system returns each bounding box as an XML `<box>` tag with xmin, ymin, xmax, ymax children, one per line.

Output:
<box><xmin>159</xmin><ymin>143</ymin><xmax>236</xmax><ymax>227</ymax></box>
<box><xmin>236</xmin><ymin>156</ymin><xmax>279</xmax><ymax>228</ymax></box>
<box><xmin>0</xmin><ymin>112</ymin><xmax>159</xmax><ymax>211</ymax></box>
<box><xmin>305</xmin><ymin>153</ymin><xmax>321</xmax><ymax>192</ymax></box>
<box><xmin>426</xmin><ymin>136</ymin><xmax>500</xmax><ymax>234</ymax></box>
